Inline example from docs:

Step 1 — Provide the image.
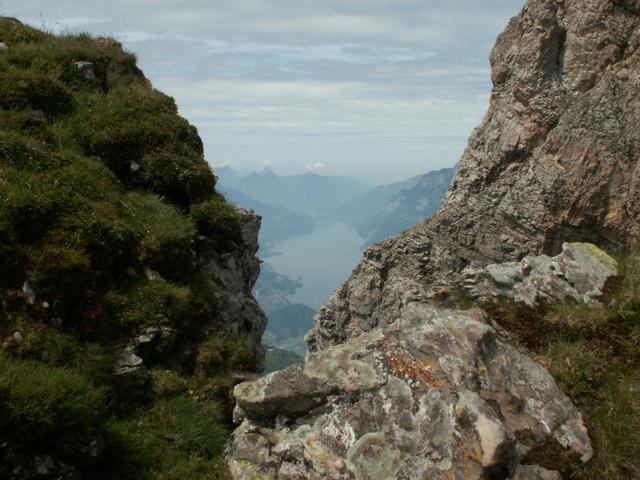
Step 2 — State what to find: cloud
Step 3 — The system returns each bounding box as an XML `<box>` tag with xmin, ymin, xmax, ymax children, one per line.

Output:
<box><xmin>306</xmin><ymin>162</ymin><xmax>327</xmax><ymax>171</ymax></box>
<box><xmin>1</xmin><ymin>0</ymin><xmax>525</xmax><ymax>182</ymax></box>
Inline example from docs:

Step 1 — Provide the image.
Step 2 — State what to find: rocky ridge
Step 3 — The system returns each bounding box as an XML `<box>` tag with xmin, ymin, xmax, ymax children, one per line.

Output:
<box><xmin>228</xmin><ymin>0</ymin><xmax>640</xmax><ymax>478</ymax></box>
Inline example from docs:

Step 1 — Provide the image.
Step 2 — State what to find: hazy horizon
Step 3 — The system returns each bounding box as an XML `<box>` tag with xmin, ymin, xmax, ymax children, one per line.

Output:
<box><xmin>1</xmin><ymin>0</ymin><xmax>524</xmax><ymax>183</ymax></box>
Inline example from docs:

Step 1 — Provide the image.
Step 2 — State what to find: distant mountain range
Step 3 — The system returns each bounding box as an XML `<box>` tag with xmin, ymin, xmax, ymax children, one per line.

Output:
<box><xmin>217</xmin><ymin>185</ymin><xmax>314</xmax><ymax>253</ymax></box>
<box><xmin>217</xmin><ymin>166</ymin><xmax>370</xmax><ymax>215</ymax></box>
<box><xmin>340</xmin><ymin>167</ymin><xmax>455</xmax><ymax>246</ymax></box>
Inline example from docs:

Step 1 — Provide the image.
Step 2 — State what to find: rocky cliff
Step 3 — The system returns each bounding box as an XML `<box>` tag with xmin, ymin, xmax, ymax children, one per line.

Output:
<box><xmin>309</xmin><ymin>0</ymin><xmax>640</xmax><ymax>351</ymax></box>
<box><xmin>228</xmin><ymin>1</ymin><xmax>640</xmax><ymax>478</ymax></box>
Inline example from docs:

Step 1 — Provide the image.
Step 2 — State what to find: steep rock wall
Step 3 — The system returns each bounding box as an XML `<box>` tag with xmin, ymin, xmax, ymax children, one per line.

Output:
<box><xmin>309</xmin><ymin>0</ymin><xmax>640</xmax><ymax>351</ymax></box>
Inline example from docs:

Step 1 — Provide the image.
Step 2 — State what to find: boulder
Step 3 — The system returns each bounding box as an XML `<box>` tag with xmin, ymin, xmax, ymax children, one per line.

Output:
<box><xmin>461</xmin><ymin>242</ymin><xmax>619</xmax><ymax>306</ymax></box>
<box><xmin>228</xmin><ymin>303</ymin><xmax>591</xmax><ymax>479</ymax></box>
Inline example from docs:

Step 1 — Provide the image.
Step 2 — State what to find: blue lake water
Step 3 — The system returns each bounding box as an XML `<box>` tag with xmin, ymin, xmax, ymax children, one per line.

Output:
<box><xmin>263</xmin><ymin>218</ymin><xmax>365</xmax><ymax>309</ymax></box>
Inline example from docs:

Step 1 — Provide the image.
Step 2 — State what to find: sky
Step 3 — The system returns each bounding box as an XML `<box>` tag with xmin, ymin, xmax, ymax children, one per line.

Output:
<box><xmin>1</xmin><ymin>0</ymin><xmax>525</xmax><ymax>184</ymax></box>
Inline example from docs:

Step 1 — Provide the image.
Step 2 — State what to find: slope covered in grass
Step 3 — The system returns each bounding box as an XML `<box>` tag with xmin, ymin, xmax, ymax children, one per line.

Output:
<box><xmin>0</xmin><ymin>18</ymin><xmax>257</xmax><ymax>479</ymax></box>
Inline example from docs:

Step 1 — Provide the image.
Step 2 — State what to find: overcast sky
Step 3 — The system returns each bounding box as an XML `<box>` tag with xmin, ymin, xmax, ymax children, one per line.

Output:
<box><xmin>2</xmin><ymin>0</ymin><xmax>524</xmax><ymax>183</ymax></box>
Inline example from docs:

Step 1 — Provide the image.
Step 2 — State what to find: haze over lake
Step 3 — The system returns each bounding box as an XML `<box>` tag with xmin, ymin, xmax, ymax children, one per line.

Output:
<box><xmin>264</xmin><ymin>218</ymin><xmax>364</xmax><ymax>309</ymax></box>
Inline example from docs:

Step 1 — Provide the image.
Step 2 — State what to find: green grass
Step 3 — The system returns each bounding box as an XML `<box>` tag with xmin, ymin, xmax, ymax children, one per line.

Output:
<box><xmin>485</xmin><ymin>251</ymin><xmax>640</xmax><ymax>479</ymax></box>
<box><xmin>0</xmin><ymin>18</ymin><xmax>257</xmax><ymax>478</ymax></box>
<box><xmin>196</xmin><ymin>335</ymin><xmax>258</xmax><ymax>378</ymax></box>
<box><xmin>102</xmin><ymin>394</ymin><xmax>229</xmax><ymax>479</ymax></box>
<box><xmin>0</xmin><ymin>352</ymin><xmax>108</xmax><ymax>441</ymax></box>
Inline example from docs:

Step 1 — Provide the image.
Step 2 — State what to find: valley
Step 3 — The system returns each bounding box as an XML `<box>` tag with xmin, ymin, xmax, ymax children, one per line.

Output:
<box><xmin>216</xmin><ymin>166</ymin><xmax>453</xmax><ymax>366</ymax></box>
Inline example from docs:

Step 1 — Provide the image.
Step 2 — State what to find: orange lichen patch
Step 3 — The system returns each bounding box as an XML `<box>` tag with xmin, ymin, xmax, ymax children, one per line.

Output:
<box><xmin>382</xmin><ymin>342</ymin><xmax>439</xmax><ymax>389</ymax></box>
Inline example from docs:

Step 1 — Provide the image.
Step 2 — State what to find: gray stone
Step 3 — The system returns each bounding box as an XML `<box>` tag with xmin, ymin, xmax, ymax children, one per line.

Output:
<box><xmin>143</xmin><ymin>265</ymin><xmax>162</xmax><ymax>281</ymax></box>
<box><xmin>113</xmin><ymin>345</ymin><xmax>149</xmax><ymax>398</ymax></box>
<box><xmin>73</xmin><ymin>61</ymin><xmax>97</xmax><ymax>80</ymax></box>
<box><xmin>0</xmin><ymin>42</ymin><xmax>8</xmax><ymax>50</ymax></box>
<box><xmin>462</xmin><ymin>242</ymin><xmax>619</xmax><ymax>307</ymax></box>
<box><xmin>198</xmin><ymin>207</ymin><xmax>267</xmax><ymax>361</ymax></box>
<box><xmin>228</xmin><ymin>303</ymin><xmax>592</xmax><ymax>479</ymax></box>
<box><xmin>308</xmin><ymin>0</ymin><xmax>640</xmax><ymax>353</ymax></box>
<box><xmin>22</xmin><ymin>281</ymin><xmax>35</xmax><ymax>305</ymax></box>
<box><xmin>134</xmin><ymin>320</ymin><xmax>176</xmax><ymax>360</ymax></box>
<box><xmin>230</xmin><ymin>0</ymin><xmax>640</xmax><ymax>476</ymax></box>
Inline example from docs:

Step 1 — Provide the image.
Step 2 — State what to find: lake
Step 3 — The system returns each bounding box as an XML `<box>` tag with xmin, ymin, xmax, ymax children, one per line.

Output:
<box><xmin>263</xmin><ymin>218</ymin><xmax>365</xmax><ymax>309</ymax></box>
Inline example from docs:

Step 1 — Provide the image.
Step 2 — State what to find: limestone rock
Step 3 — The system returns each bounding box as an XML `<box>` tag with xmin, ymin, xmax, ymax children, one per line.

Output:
<box><xmin>308</xmin><ymin>0</ymin><xmax>640</xmax><ymax>352</ymax></box>
<box><xmin>228</xmin><ymin>303</ymin><xmax>592</xmax><ymax>479</ymax></box>
<box><xmin>199</xmin><ymin>207</ymin><xmax>268</xmax><ymax>361</ymax></box>
<box><xmin>113</xmin><ymin>344</ymin><xmax>149</xmax><ymax>398</ymax></box>
<box><xmin>462</xmin><ymin>242</ymin><xmax>619</xmax><ymax>306</ymax></box>
<box><xmin>228</xmin><ymin>1</ymin><xmax>640</xmax><ymax>476</ymax></box>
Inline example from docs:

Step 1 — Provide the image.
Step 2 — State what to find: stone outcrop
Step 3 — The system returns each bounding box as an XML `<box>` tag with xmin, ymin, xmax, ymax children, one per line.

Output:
<box><xmin>199</xmin><ymin>207</ymin><xmax>268</xmax><ymax>360</ymax></box>
<box><xmin>228</xmin><ymin>243</ymin><xmax>616</xmax><ymax>479</ymax></box>
<box><xmin>462</xmin><ymin>242</ymin><xmax>619</xmax><ymax>307</ymax></box>
<box><xmin>228</xmin><ymin>301</ymin><xmax>593</xmax><ymax>479</ymax></box>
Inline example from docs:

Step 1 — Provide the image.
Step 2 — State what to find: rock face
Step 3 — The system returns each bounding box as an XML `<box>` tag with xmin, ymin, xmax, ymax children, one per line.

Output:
<box><xmin>200</xmin><ymin>207</ymin><xmax>268</xmax><ymax>360</ymax></box>
<box><xmin>228</xmin><ymin>302</ymin><xmax>593</xmax><ymax>479</ymax></box>
<box><xmin>462</xmin><ymin>242</ymin><xmax>619</xmax><ymax>307</ymax></box>
<box><xmin>308</xmin><ymin>0</ymin><xmax>640</xmax><ymax>352</ymax></box>
<box><xmin>110</xmin><ymin>206</ymin><xmax>267</xmax><ymax>400</ymax></box>
<box><xmin>228</xmin><ymin>0</ymin><xmax>640</xmax><ymax>477</ymax></box>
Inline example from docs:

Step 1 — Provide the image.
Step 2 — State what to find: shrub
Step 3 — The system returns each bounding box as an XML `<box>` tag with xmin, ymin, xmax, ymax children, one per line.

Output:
<box><xmin>73</xmin><ymin>86</ymin><xmax>215</xmax><ymax>206</ymax></box>
<box><xmin>103</xmin><ymin>278</ymin><xmax>190</xmax><ymax>335</ymax></box>
<box><xmin>0</xmin><ymin>18</ymin><xmax>47</xmax><ymax>45</ymax></box>
<box><xmin>1</xmin><ymin>321</ymin><xmax>114</xmax><ymax>385</ymax></box>
<box><xmin>123</xmin><ymin>193</ymin><xmax>196</xmax><ymax>278</ymax></box>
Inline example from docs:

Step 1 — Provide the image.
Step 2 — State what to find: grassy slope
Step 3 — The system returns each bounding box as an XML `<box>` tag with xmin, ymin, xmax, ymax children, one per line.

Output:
<box><xmin>0</xmin><ymin>19</ymin><xmax>254</xmax><ymax>478</ymax></box>
<box><xmin>484</xmin><ymin>252</ymin><xmax>640</xmax><ymax>479</ymax></box>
